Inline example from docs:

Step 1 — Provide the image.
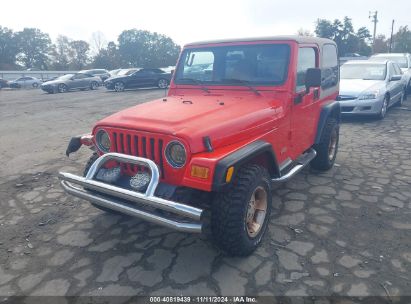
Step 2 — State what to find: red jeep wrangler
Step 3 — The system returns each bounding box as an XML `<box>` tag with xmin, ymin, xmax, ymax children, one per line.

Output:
<box><xmin>60</xmin><ymin>36</ymin><xmax>340</xmax><ymax>256</ymax></box>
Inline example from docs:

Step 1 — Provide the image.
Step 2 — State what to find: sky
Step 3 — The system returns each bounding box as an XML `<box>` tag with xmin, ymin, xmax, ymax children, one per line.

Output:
<box><xmin>1</xmin><ymin>0</ymin><xmax>410</xmax><ymax>48</ymax></box>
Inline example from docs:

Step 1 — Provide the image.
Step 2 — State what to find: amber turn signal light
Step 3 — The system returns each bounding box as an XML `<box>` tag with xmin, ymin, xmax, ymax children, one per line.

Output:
<box><xmin>225</xmin><ymin>166</ymin><xmax>234</xmax><ymax>183</ymax></box>
<box><xmin>191</xmin><ymin>165</ymin><xmax>209</xmax><ymax>179</ymax></box>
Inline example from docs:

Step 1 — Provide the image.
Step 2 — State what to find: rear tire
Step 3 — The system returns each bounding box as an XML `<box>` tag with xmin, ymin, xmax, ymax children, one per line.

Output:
<box><xmin>311</xmin><ymin>118</ymin><xmax>339</xmax><ymax>171</ymax></box>
<box><xmin>157</xmin><ymin>78</ymin><xmax>168</xmax><ymax>89</ymax></box>
<box><xmin>114</xmin><ymin>81</ymin><xmax>125</xmax><ymax>92</ymax></box>
<box><xmin>90</xmin><ymin>81</ymin><xmax>98</xmax><ymax>90</ymax></box>
<box><xmin>211</xmin><ymin>164</ymin><xmax>272</xmax><ymax>256</ymax></box>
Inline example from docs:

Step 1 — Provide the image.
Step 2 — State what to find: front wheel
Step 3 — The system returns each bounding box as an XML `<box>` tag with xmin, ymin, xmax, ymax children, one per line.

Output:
<box><xmin>32</xmin><ymin>82</ymin><xmax>39</xmax><ymax>88</ymax></box>
<box><xmin>211</xmin><ymin>165</ymin><xmax>272</xmax><ymax>256</ymax></box>
<box><xmin>311</xmin><ymin>118</ymin><xmax>339</xmax><ymax>171</ymax></box>
<box><xmin>58</xmin><ymin>84</ymin><xmax>68</xmax><ymax>93</ymax></box>
<box><xmin>378</xmin><ymin>97</ymin><xmax>389</xmax><ymax>119</ymax></box>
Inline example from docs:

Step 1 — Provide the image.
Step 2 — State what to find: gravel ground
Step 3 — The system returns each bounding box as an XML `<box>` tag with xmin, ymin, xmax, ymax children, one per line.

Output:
<box><xmin>0</xmin><ymin>88</ymin><xmax>410</xmax><ymax>298</ymax></box>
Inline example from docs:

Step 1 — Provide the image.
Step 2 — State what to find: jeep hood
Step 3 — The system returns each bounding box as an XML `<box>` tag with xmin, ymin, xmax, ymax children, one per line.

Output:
<box><xmin>95</xmin><ymin>95</ymin><xmax>284</xmax><ymax>153</ymax></box>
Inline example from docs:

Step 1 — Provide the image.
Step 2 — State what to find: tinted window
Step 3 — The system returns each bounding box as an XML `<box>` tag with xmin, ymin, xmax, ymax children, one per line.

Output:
<box><xmin>296</xmin><ymin>47</ymin><xmax>316</xmax><ymax>91</ymax></box>
<box><xmin>321</xmin><ymin>44</ymin><xmax>338</xmax><ymax>89</ymax></box>
<box><xmin>392</xmin><ymin>63</ymin><xmax>402</xmax><ymax>75</ymax></box>
<box><xmin>175</xmin><ymin>44</ymin><xmax>290</xmax><ymax>86</ymax></box>
<box><xmin>341</xmin><ymin>64</ymin><xmax>386</xmax><ymax>80</ymax></box>
<box><xmin>74</xmin><ymin>74</ymin><xmax>88</xmax><ymax>79</ymax></box>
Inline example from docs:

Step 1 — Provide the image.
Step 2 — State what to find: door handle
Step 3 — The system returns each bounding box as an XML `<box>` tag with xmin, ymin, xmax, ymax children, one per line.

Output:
<box><xmin>313</xmin><ymin>88</ymin><xmax>320</xmax><ymax>100</ymax></box>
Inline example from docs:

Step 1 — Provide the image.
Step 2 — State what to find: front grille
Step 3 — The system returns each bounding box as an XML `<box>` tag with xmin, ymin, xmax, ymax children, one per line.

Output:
<box><xmin>112</xmin><ymin>131</ymin><xmax>165</xmax><ymax>178</ymax></box>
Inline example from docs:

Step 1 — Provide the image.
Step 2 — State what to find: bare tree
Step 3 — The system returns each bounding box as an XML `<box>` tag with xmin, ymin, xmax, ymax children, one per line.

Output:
<box><xmin>297</xmin><ymin>28</ymin><xmax>313</xmax><ymax>37</ymax></box>
<box><xmin>90</xmin><ymin>31</ymin><xmax>107</xmax><ymax>55</ymax></box>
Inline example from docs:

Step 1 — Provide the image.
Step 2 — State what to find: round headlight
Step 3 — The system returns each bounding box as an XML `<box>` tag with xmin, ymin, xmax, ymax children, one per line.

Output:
<box><xmin>165</xmin><ymin>141</ymin><xmax>187</xmax><ymax>168</ymax></box>
<box><xmin>96</xmin><ymin>129</ymin><xmax>111</xmax><ymax>152</ymax></box>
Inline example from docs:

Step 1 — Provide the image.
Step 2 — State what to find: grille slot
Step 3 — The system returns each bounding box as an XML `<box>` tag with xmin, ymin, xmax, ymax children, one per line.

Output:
<box><xmin>112</xmin><ymin>131</ymin><xmax>165</xmax><ymax>178</ymax></box>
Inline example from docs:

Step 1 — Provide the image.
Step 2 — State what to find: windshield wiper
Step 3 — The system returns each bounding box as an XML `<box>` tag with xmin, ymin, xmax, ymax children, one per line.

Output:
<box><xmin>221</xmin><ymin>78</ymin><xmax>261</xmax><ymax>96</ymax></box>
<box><xmin>177</xmin><ymin>78</ymin><xmax>210</xmax><ymax>93</ymax></box>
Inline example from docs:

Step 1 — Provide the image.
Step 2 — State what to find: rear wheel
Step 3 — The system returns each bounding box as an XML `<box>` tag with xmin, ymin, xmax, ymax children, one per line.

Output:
<box><xmin>211</xmin><ymin>164</ymin><xmax>272</xmax><ymax>256</ymax></box>
<box><xmin>58</xmin><ymin>84</ymin><xmax>68</xmax><ymax>93</ymax></box>
<box><xmin>311</xmin><ymin>118</ymin><xmax>339</xmax><ymax>171</ymax></box>
<box><xmin>114</xmin><ymin>81</ymin><xmax>125</xmax><ymax>92</ymax></box>
<box><xmin>32</xmin><ymin>83</ymin><xmax>39</xmax><ymax>88</ymax></box>
<box><xmin>157</xmin><ymin>78</ymin><xmax>168</xmax><ymax>89</ymax></box>
<box><xmin>90</xmin><ymin>81</ymin><xmax>98</xmax><ymax>90</ymax></box>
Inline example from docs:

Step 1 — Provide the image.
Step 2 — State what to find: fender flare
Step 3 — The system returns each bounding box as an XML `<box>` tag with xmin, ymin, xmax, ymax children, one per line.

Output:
<box><xmin>212</xmin><ymin>140</ymin><xmax>279</xmax><ymax>192</ymax></box>
<box><xmin>314</xmin><ymin>100</ymin><xmax>340</xmax><ymax>144</ymax></box>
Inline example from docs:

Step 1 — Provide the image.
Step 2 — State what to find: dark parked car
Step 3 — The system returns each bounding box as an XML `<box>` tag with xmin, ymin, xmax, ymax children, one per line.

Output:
<box><xmin>79</xmin><ymin>69</ymin><xmax>111</xmax><ymax>81</ymax></box>
<box><xmin>0</xmin><ymin>78</ymin><xmax>8</xmax><ymax>89</ymax></box>
<box><xmin>104</xmin><ymin>68</ymin><xmax>171</xmax><ymax>92</ymax></box>
<box><xmin>40</xmin><ymin>73</ymin><xmax>102</xmax><ymax>93</ymax></box>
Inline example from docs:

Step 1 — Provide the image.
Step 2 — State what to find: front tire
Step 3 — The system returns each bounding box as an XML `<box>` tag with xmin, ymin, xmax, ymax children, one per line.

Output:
<box><xmin>311</xmin><ymin>118</ymin><xmax>339</xmax><ymax>171</ymax></box>
<box><xmin>211</xmin><ymin>165</ymin><xmax>272</xmax><ymax>256</ymax></box>
<box><xmin>378</xmin><ymin>96</ymin><xmax>389</xmax><ymax>119</ymax></box>
<box><xmin>58</xmin><ymin>84</ymin><xmax>68</xmax><ymax>93</ymax></box>
<box><xmin>32</xmin><ymin>83</ymin><xmax>39</xmax><ymax>88</ymax></box>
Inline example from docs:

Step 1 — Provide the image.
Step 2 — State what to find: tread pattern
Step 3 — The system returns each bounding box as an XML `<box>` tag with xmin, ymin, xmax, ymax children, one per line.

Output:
<box><xmin>211</xmin><ymin>164</ymin><xmax>272</xmax><ymax>256</ymax></box>
<box><xmin>311</xmin><ymin>118</ymin><xmax>339</xmax><ymax>171</ymax></box>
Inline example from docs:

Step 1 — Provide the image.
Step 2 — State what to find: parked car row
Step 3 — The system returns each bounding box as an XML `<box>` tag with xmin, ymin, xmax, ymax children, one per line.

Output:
<box><xmin>104</xmin><ymin>68</ymin><xmax>172</xmax><ymax>92</ymax></box>
<box><xmin>338</xmin><ymin>52</ymin><xmax>410</xmax><ymax>119</ymax></box>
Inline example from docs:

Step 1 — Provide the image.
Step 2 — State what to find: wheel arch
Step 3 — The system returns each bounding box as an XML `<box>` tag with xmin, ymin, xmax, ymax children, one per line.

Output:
<box><xmin>314</xmin><ymin>100</ymin><xmax>340</xmax><ymax>145</ymax></box>
<box><xmin>212</xmin><ymin>140</ymin><xmax>280</xmax><ymax>192</ymax></box>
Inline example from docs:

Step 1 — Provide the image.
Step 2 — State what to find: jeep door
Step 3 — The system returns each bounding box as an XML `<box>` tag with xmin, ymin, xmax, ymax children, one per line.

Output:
<box><xmin>291</xmin><ymin>46</ymin><xmax>319</xmax><ymax>154</ymax></box>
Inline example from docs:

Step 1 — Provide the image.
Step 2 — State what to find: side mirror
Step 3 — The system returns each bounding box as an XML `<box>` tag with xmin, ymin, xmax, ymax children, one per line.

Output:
<box><xmin>170</xmin><ymin>70</ymin><xmax>174</xmax><ymax>77</ymax></box>
<box><xmin>305</xmin><ymin>68</ymin><xmax>322</xmax><ymax>93</ymax></box>
<box><xmin>390</xmin><ymin>75</ymin><xmax>401</xmax><ymax>82</ymax></box>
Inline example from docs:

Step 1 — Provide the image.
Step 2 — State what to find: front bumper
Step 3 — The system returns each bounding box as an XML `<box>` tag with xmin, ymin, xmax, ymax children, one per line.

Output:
<box><xmin>339</xmin><ymin>97</ymin><xmax>384</xmax><ymax>115</ymax></box>
<box><xmin>59</xmin><ymin>153</ymin><xmax>203</xmax><ymax>233</ymax></box>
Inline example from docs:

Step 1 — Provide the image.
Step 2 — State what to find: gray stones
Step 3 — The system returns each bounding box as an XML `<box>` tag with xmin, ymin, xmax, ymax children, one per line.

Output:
<box><xmin>277</xmin><ymin>213</ymin><xmax>305</xmax><ymax>226</ymax></box>
<box><xmin>316</xmin><ymin>267</ymin><xmax>330</xmax><ymax>276</ymax></box>
<box><xmin>88</xmin><ymin>239</ymin><xmax>119</xmax><ymax>252</ymax></box>
<box><xmin>74</xmin><ymin>269</ymin><xmax>93</xmax><ymax>287</ymax></box>
<box><xmin>57</xmin><ymin>230</ymin><xmax>93</xmax><ymax>247</ymax></box>
<box><xmin>286</xmin><ymin>241</ymin><xmax>314</xmax><ymax>256</ymax></box>
<box><xmin>0</xmin><ymin>266</ymin><xmax>17</xmax><ymax>286</ymax></box>
<box><xmin>213</xmin><ymin>264</ymin><xmax>247</xmax><ymax>295</ymax></box>
<box><xmin>284</xmin><ymin>201</ymin><xmax>305</xmax><ymax>212</ymax></box>
<box><xmin>309</xmin><ymin>186</ymin><xmax>336</xmax><ymax>195</ymax></box>
<box><xmin>254</xmin><ymin>262</ymin><xmax>273</xmax><ymax>285</ymax></box>
<box><xmin>311</xmin><ymin>250</ymin><xmax>329</xmax><ymax>264</ymax></box>
<box><xmin>347</xmin><ymin>283</ymin><xmax>369</xmax><ymax>296</ymax></box>
<box><xmin>48</xmin><ymin>249</ymin><xmax>74</xmax><ymax>266</ymax></box>
<box><xmin>307</xmin><ymin>223</ymin><xmax>330</xmax><ymax>237</ymax></box>
<box><xmin>353</xmin><ymin>270</ymin><xmax>375</xmax><ymax>278</ymax></box>
<box><xmin>276</xmin><ymin>249</ymin><xmax>302</xmax><ymax>271</ymax></box>
<box><xmin>127</xmin><ymin>266</ymin><xmax>162</xmax><ymax>287</ymax></box>
<box><xmin>383</xmin><ymin>197</ymin><xmax>404</xmax><ymax>208</ymax></box>
<box><xmin>31</xmin><ymin>279</ymin><xmax>70</xmax><ymax>296</ymax></box>
<box><xmin>96</xmin><ymin>253</ymin><xmax>141</xmax><ymax>282</ymax></box>
<box><xmin>338</xmin><ymin>255</ymin><xmax>361</xmax><ymax>268</ymax></box>
<box><xmin>170</xmin><ymin>241</ymin><xmax>216</xmax><ymax>284</ymax></box>
<box><xmin>17</xmin><ymin>270</ymin><xmax>49</xmax><ymax>292</ymax></box>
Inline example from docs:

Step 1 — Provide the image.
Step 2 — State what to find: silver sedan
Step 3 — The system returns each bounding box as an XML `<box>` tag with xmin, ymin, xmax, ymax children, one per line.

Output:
<box><xmin>40</xmin><ymin>73</ymin><xmax>102</xmax><ymax>94</ymax></box>
<box><xmin>338</xmin><ymin>60</ymin><xmax>406</xmax><ymax>119</ymax></box>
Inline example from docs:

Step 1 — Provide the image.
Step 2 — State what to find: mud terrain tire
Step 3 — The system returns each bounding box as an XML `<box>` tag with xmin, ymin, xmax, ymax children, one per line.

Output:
<box><xmin>211</xmin><ymin>164</ymin><xmax>272</xmax><ymax>256</ymax></box>
<box><xmin>311</xmin><ymin>118</ymin><xmax>339</xmax><ymax>171</ymax></box>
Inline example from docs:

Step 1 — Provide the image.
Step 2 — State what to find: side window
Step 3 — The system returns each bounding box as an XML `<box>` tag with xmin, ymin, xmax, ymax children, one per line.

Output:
<box><xmin>393</xmin><ymin>63</ymin><xmax>402</xmax><ymax>75</ymax></box>
<box><xmin>183</xmin><ymin>51</ymin><xmax>214</xmax><ymax>81</ymax></box>
<box><xmin>322</xmin><ymin>44</ymin><xmax>339</xmax><ymax>89</ymax></box>
<box><xmin>296</xmin><ymin>48</ymin><xmax>316</xmax><ymax>92</ymax></box>
<box><xmin>388</xmin><ymin>63</ymin><xmax>395</xmax><ymax>77</ymax></box>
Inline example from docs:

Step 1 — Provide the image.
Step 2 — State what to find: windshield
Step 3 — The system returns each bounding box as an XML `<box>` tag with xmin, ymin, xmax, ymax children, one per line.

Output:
<box><xmin>174</xmin><ymin>44</ymin><xmax>290</xmax><ymax>86</ymax></box>
<box><xmin>373</xmin><ymin>56</ymin><xmax>408</xmax><ymax>68</ymax></box>
<box><xmin>118</xmin><ymin>69</ymin><xmax>138</xmax><ymax>76</ymax></box>
<box><xmin>58</xmin><ymin>74</ymin><xmax>74</xmax><ymax>80</ymax></box>
<box><xmin>340</xmin><ymin>64</ymin><xmax>386</xmax><ymax>80</ymax></box>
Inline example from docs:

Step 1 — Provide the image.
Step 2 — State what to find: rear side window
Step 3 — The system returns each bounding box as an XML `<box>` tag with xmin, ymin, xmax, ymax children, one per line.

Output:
<box><xmin>322</xmin><ymin>44</ymin><xmax>338</xmax><ymax>89</ymax></box>
<box><xmin>296</xmin><ymin>48</ymin><xmax>316</xmax><ymax>91</ymax></box>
